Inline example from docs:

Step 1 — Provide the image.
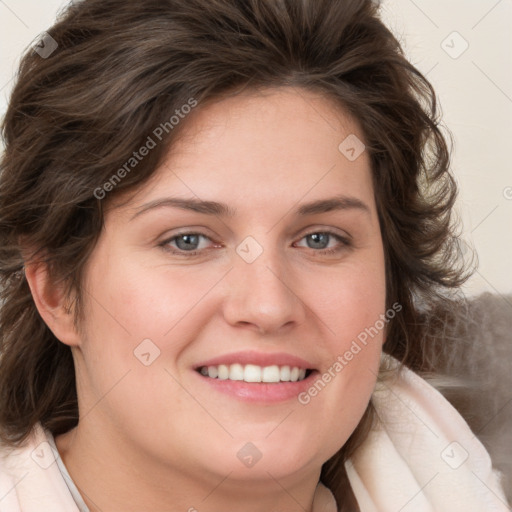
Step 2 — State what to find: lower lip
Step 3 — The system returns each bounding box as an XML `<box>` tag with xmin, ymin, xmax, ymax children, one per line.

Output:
<box><xmin>194</xmin><ymin>370</ymin><xmax>319</xmax><ymax>403</ymax></box>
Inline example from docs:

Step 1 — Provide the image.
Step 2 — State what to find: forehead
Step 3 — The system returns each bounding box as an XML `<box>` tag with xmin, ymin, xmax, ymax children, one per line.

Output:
<box><xmin>116</xmin><ymin>87</ymin><xmax>375</xmax><ymax>218</ymax></box>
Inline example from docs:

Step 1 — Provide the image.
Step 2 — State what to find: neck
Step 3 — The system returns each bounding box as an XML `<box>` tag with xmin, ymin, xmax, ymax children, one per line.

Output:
<box><xmin>55</xmin><ymin>423</ymin><xmax>323</xmax><ymax>512</ymax></box>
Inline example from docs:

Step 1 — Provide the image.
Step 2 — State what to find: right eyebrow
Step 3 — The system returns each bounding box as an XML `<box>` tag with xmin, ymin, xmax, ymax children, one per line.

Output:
<box><xmin>130</xmin><ymin>197</ymin><xmax>236</xmax><ymax>220</ymax></box>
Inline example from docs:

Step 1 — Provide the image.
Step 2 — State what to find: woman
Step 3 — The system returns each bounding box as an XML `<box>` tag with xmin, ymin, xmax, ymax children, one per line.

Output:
<box><xmin>0</xmin><ymin>0</ymin><xmax>508</xmax><ymax>510</ymax></box>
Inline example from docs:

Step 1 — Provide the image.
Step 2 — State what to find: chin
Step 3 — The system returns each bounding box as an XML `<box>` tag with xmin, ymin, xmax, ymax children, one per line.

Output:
<box><xmin>199</xmin><ymin>433</ymin><xmax>325</xmax><ymax>482</ymax></box>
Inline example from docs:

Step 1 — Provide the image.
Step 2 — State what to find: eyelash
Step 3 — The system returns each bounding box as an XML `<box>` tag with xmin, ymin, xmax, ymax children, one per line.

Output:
<box><xmin>159</xmin><ymin>231</ymin><xmax>351</xmax><ymax>257</ymax></box>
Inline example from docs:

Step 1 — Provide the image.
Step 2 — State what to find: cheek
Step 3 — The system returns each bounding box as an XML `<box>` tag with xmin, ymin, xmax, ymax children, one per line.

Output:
<box><xmin>295</xmin><ymin>251</ymin><xmax>386</xmax><ymax>451</ymax></box>
<box><xmin>82</xmin><ymin>254</ymin><xmax>218</xmax><ymax>344</ymax></box>
<box><xmin>311</xmin><ymin>253</ymin><xmax>387</xmax><ymax>348</ymax></box>
<box><xmin>76</xmin><ymin>255</ymin><xmax>227</xmax><ymax>412</ymax></box>
<box><xmin>75</xmin><ymin>258</ymin><xmax>206</xmax><ymax>434</ymax></box>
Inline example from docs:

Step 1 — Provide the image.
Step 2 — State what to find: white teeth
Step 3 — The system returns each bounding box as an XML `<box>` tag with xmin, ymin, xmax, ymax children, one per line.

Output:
<box><xmin>262</xmin><ymin>365</ymin><xmax>280</xmax><ymax>383</ymax></box>
<box><xmin>244</xmin><ymin>364</ymin><xmax>261</xmax><ymax>383</ymax></box>
<box><xmin>218</xmin><ymin>364</ymin><xmax>229</xmax><ymax>380</ymax></box>
<box><xmin>280</xmin><ymin>365</ymin><xmax>291</xmax><ymax>381</ymax></box>
<box><xmin>199</xmin><ymin>363</ymin><xmax>309</xmax><ymax>383</ymax></box>
<box><xmin>229</xmin><ymin>363</ymin><xmax>244</xmax><ymax>381</ymax></box>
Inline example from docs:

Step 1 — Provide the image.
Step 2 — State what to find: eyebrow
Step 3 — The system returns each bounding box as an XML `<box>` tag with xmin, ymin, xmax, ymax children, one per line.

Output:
<box><xmin>130</xmin><ymin>195</ymin><xmax>371</xmax><ymax>220</ymax></box>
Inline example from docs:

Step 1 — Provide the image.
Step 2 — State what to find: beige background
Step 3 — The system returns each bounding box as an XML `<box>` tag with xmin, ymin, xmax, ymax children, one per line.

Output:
<box><xmin>1</xmin><ymin>0</ymin><xmax>511</xmax><ymax>297</ymax></box>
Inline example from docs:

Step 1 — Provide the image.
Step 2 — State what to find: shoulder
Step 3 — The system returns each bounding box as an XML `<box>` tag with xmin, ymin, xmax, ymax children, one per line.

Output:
<box><xmin>345</xmin><ymin>355</ymin><xmax>509</xmax><ymax>510</ymax></box>
<box><xmin>0</xmin><ymin>424</ymin><xmax>79</xmax><ymax>512</ymax></box>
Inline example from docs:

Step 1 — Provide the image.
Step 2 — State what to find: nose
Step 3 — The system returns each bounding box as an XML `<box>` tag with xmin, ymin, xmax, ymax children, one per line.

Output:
<box><xmin>221</xmin><ymin>244</ymin><xmax>306</xmax><ymax>335</ymax></box>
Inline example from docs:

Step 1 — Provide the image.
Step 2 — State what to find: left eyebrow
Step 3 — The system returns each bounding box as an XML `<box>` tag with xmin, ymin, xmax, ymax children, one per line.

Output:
<box><xmin>295</xmin><ymin>196</ymin><xmax>371</xmax><ymax>217</ymax></box>
<box><xmin>130</xmin><ymin>194</ymin><xmax>371</xmax><ymax>221</ymax></box>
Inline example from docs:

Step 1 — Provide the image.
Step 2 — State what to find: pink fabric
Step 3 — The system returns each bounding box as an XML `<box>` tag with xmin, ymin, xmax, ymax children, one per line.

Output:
<box><xmin>0</xmin><ymin>425</ymin><xmax>78</xmax><ymax>512</ymax></box>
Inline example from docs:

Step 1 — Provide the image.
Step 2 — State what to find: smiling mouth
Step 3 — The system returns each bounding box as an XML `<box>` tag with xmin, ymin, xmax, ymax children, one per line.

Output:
<box><xmin>196</xmin><ymin>364</ymin><xmax>314</xmax><ymax>383</ymax></box>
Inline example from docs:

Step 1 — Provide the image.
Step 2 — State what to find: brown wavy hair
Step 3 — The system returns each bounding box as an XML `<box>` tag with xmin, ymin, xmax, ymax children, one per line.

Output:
<box><xmin>0</xmin><ymin>0</ymin><xmax>469</xmax><ymax>508</ymax></box>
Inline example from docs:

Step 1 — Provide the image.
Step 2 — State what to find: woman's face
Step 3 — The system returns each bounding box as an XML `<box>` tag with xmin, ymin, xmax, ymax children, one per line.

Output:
<box><xmin>72</xmin><ymin>87</ymin><xmax>386</xmax><ymax>485</ymax></box>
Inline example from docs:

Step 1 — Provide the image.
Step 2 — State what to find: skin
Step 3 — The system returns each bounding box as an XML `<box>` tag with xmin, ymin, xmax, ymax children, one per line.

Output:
<box><xmin>27</xmin><ymin>87</ymin><xmax>386</xmax><ymax>512</ymax></box>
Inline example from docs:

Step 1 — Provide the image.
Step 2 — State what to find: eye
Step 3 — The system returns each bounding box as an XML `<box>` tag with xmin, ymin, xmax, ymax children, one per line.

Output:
<box><xmin>159</xmin><ymin>230</ymin><xmax>350</xmax><ymax>256</ymax></box>
<box><xmin>294</xmin><ymin>231</ymin><xmax>351</xmax><ymax>254</ymax></box>
<box><xmin>160</xmin><ymin>232</ymin><xmax>215</xmax><ymax>254</ymax></box>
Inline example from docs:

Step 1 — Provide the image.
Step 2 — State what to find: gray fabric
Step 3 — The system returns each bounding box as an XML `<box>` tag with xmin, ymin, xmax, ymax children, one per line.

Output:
<box><xmin>425</xmin><ymin>292</ymin><xmax>512</xmax><ymax>502</ymax></box>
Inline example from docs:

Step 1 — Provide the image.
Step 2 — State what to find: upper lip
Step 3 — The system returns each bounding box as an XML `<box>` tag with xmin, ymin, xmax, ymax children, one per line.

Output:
<box><xmin>194</xmin><ymin>351</ymin><xmax>316</xmax><ymax>371</ymax></box>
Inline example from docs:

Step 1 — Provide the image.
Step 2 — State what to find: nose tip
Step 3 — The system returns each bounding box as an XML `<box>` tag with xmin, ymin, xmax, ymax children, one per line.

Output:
<box><xmin>222</xmin><ymin>257</ymin><xmax>306</xmax><ymax>335</ymax></box>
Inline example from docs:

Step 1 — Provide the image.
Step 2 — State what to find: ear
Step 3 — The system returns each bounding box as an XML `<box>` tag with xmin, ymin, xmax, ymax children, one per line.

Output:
<box><xmin>24</xmin><ymin>260</ymin><xmax>81</xmax><ymax>347</ymax></box>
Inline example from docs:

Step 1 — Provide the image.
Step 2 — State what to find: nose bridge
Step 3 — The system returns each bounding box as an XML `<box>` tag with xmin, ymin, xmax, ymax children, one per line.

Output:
<box><xmin>222</xmin><ymin>235</ymin><xmax>305</xmax><ymax>333</ymax></box>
